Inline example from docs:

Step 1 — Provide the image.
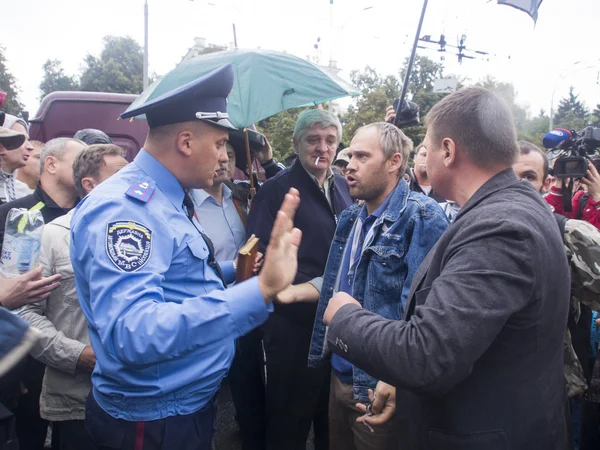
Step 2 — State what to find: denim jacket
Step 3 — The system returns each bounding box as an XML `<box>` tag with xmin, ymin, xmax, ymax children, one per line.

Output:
<box><xmin>308</xmin><ymin>179</ymin><xmax>449</xmax><ymax>401</ymax></box>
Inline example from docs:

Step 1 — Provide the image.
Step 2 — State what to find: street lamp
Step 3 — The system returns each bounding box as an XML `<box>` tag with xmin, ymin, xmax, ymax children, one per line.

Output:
<box><xmin>143</xmin><ymin>0</ymin><xmax>149</xmax><ymax>90</ymax></box>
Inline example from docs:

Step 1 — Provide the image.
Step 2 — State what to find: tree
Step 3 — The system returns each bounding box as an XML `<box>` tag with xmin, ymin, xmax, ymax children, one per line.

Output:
<box><xmin>79</xmin><ymin>36</ymin><xmax>143</xmax><ymax>94</ymax></box>
<box><xmin>554</xmin><ymin>86</ymin><xmax>589</xmax><ymax>128</ymax></box>
<box><xmin>0</xmin><ymin>46</ymin><xmax>24</xmax><ymax>116</ymax></box>
<box><xmin>39</xmin><ymin>59</ymin><xmax>79</xmax><ymax>100</ymax></box>
<box><xmin>257</xmin><ymin>107</ymin><xmax>304</xmax><ymax>162</ymax></box>
<box><xmin>591</xmin><ymin>104</ymin><xmax>600</xmax><ymax>127</ymax></box>
<box><xmin>399</xmin><ymin>55</ymin><xmax>444</xmax><ymax>94</ymax></box>
<box><xmin>341</xmin><ymin>66</ymin><xmax>401</xmax><ymax>140</ymax></box>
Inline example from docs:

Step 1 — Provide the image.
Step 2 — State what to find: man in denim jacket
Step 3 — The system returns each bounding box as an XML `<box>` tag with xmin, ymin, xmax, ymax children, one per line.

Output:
<box><xmin>277</xmin><ymin>122</ymin><xmax>448</xmax><ymax>450</ymax></box>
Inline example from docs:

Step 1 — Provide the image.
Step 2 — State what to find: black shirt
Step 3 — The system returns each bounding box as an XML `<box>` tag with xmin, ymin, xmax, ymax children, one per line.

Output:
<box><xmin>0</xmin><ymin>183</ymin><xmax>75</xmax><ymax>245</ymax></box>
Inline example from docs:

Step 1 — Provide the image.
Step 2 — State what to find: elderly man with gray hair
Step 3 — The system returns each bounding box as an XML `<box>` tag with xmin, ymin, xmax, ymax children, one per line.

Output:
<box><xmin>0</xmin><ymin>136</ymin><xmax>86</xmax><ymax>449</ymax></box>
<box><xmin>246</xmin><ymin>109</ymin><xmax>353</xmax><ymax>450</ymax></box>
<box><xmin>19</xmin><ymin>144</ymin><xmax>127</xmax><ymax>450</ymax></box>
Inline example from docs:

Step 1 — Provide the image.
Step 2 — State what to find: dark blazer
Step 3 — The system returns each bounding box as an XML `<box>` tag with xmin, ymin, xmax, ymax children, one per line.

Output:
<box><xmin>327</xmin><ymin>169</ymin><xmax>570</xmax><ymax>450</ymax></box>
<box><xmin>247</xmin><ymin>159</ymin><xmax>352</xmax><ymax>327</ymax></box>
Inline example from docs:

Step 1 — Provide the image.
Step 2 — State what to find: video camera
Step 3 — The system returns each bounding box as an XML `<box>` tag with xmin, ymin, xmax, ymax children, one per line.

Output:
<box><xmin>543</xmin><ymin>127</ymin><xmax>600</xmax><ymax>178</ymax></box>
<box><xmin>393</xmin><ymin>98</ymin><xmax>420</xmax><ymax>128</ymax></box>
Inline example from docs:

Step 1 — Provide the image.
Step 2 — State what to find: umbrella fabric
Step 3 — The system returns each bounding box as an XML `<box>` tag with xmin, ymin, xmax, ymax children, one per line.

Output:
<box><xmin>124</xmin><ymin>49</ymin><xmax>359</xmax><ymax>129</ymax></box>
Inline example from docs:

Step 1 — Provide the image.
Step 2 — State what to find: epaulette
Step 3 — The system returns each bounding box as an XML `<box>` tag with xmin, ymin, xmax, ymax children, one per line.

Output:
<box><xmin>125</xmin><ymin>177</ymin><xmax>156</xmax><ymax>203</ymax></box>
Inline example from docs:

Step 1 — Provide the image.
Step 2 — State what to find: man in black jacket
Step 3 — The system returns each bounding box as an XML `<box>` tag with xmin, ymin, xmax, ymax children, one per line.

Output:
<box><xmin>324</xmin><ymin>87</ymin><xmax>571</xmax><ymax>450</ymax></box>
<box><xmin>0</xmin><ymin>137</ymin><xmax>85</xmax><ymax>450</ymax></box>
<box><xmin>246</xmin><ymin>109</ymin><xmax>352</xmax><ymax>450</ymax></box>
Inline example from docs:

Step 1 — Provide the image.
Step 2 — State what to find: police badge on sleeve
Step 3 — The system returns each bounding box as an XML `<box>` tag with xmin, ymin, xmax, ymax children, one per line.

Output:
<box><xmin>106</xmin><ymin>221</ymin><xmax>152</xmax><ymax>272</ymax></box>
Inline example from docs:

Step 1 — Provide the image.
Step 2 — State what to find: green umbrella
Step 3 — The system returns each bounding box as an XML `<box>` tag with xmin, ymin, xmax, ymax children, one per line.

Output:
<box><xmin>124</xmin><ymin>48</ymin><xmax>359</xmax><ymax>129</ymax></box>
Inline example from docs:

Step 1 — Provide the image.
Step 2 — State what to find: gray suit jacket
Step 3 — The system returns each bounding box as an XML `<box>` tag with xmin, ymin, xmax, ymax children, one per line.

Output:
<box><xmin>327</xmin><ymin>169</ymin><xmax>570</xmax><ymax>450</ymax></box>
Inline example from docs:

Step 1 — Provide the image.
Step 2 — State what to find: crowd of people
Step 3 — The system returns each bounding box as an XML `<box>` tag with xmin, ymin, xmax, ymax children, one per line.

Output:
<box><xmin>0</xmin><ymin>62</ymin><xmax>599</xmax><ymax>450</ymax></box>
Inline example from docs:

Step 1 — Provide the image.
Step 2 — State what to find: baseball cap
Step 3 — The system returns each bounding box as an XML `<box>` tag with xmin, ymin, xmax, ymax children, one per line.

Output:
<box><xmin>0</xmin><ymin>111</ymin><xmax>26</xmax><ymax>150</ymax></box>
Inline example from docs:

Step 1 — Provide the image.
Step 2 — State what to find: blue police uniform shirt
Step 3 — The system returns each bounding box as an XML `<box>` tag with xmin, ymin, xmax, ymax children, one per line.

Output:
<box><xmin>70</xmin><ymin>149</ymin><xmax>271</xmax><ymax>421</ymax></box>
<box><xmin>191</xmin><ymin>185</ymin><xmax>246</xmax><ymax>262</ymax></box>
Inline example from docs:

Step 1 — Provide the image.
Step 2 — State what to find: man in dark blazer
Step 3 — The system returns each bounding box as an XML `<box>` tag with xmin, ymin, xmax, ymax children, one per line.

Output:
<box><xmin>247</xmin><ymin>109</ymin><xmax>352</xmax><ymax>450</ymax></box>
<box><xmin>323</xmin><ymin>87</ymin><xmax>571</xmax><ymax>450</ymax></box>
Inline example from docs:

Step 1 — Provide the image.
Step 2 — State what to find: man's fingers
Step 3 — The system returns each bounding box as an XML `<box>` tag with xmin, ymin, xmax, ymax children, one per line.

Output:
<box><xmin>27</xmin><ymin>282</ymin><xmax>61</xmax><ymax>298</ymax></box>
<box><xmin>290</xmin><ymin>228</ymin><xmax>302</xmax><ymax>250</ymax></box>
<box><xmin>278</xmin><ymin>189</ymin><xmax>300</xmax><ymax>223</ymax></box>
<box><xmin>355</xmin><ymin>403</ymin><xmax>368</xmax><ymax>414</ymax></box>
<box><xmin>360</xmin><ymin>411</ymin><xmax>395</xmax><ymax>426</ymax></box>
<box><xmin>29</xmin><ymin>274</ymin><xmax>62</xmax><ymax>291</ymax></box>
<box><xmin>269</xmin><ymin>210</ymin><xmax>290</xmax><ymax>248</ymax></box>
<box><xmin>370</xmin><ymin>391</ymin><xmax>388</xmax><ymax>415</ymax></box>
<box><xmin>19</xmin><ymin>265</ymin><xmax>44</xmax><ymax>281</ymax></box>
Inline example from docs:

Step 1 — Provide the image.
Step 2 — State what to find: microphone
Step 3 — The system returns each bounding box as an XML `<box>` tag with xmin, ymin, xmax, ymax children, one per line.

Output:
<box><xmin>542</xmin><ymin>128</ymin><xmax>572</xmax><ymax>149</ymax></box>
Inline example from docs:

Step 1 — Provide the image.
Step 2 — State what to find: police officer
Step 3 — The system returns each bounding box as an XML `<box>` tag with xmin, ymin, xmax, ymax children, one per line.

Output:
<box><xmin>70</xmin><ymin>64</ymin><xmax>302</xmax><ymax>450</ymax></box>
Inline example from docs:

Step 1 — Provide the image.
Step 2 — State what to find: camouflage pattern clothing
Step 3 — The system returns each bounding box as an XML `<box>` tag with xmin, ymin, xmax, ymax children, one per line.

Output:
<box><xmin>562</xmin><ymin>218</ymin><xmax>600</xmax><ymax>401</ymax></box>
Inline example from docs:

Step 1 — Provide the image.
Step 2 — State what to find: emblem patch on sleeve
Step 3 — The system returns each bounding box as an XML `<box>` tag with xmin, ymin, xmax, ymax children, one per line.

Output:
<box><xmin>106</xmin><ymin>221</ymin><xmax>152</xmax><ymax>272</ymax></box>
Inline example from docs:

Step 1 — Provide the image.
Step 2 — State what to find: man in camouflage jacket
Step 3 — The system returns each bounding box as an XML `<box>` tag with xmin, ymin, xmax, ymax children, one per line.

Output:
<box><xmin>560</xmin><ymin>217</ymin><xmax>600</xmax><ymax>400</ymax></box>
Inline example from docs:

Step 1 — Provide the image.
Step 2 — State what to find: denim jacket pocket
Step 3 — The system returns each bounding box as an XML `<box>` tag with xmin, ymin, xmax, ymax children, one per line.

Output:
<box><xmin>368</xmin><ymin>245</ymin><xmax>406</xmax><ymax>294</ymax></box>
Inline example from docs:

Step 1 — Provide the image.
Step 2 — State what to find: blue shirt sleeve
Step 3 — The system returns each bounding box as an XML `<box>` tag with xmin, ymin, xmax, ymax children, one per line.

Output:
<box><xmin>221</xmin><ymin>260</ymin><xmax>235</xmax><ymax>285</ymax></box>
<box><xmin>72</xmin><ymin>198</ymin><xmax>270</xmax><ymax>367</ymax></box>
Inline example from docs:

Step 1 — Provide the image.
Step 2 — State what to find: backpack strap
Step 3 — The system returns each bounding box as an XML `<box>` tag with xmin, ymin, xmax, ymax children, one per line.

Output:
<box><xmin>554</xmin><ymin>213</ymin><xmax>568</xmax><ymax>237</ymax></box>
<box><xmin>576</xmin><ymin>193</ymin><xmax>590</xmax><ymax>220</ymax></box>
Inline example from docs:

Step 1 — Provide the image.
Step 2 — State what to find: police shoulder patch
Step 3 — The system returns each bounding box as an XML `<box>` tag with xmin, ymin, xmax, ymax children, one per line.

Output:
<box><xmin>106</xmin><ymin>221</ymin><xmax>152</xmax><ymax>272</ymax></box>
<box><xmin>125</xmin><ymin>178</ymin><xmax>156</xmax><ymax>203</ymax></box>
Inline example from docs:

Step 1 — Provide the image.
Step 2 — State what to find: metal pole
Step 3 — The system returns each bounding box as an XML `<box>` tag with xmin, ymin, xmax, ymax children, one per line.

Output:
<box><xmin>143</xmin><ymin>0</ymin><xmax>149</xmax><ymax>90</ymax></box>
<box><xmin>233</xmin><ymin>23</ymin><xmax>238</xmax><ymax>48</ymax></box>
<box><xmin>395</xmin><ymin>0</ymin><xmax>428</xmax><ymax>127</ymax></box>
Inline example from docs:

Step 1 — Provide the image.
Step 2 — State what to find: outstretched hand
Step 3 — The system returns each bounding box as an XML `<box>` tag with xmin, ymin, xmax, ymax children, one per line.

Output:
<box><xmin>258</xmin><ymin>188</ymin><xmax>302</xmax><ymax>301</ymax></box>
<box><xmin>0</xmin><ymin>265</ymin><xmax>62</xmax><ymax>310</ymax></box>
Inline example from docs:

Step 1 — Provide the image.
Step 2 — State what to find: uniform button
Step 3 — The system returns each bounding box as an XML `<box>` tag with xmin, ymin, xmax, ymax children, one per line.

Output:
<box><xmin>335</xmin><ymin>338</ymin><xmax>340</xmax><ymax>346</ymax></box>
<box><xmin>344</xmin><ymin>344</ymin><xmax>348</xmax><ymax>353</ymax></box>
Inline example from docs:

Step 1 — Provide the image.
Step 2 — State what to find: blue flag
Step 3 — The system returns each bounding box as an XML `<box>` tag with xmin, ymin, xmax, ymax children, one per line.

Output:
<box><xmin>497</xmin><ymin>0</ymin><xmax>543</xmax><ymax>23</ymax></box>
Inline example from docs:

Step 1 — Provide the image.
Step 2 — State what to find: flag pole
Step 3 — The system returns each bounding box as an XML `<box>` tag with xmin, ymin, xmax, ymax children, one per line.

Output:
<box><xmin>394</xmin><ymin>0</ymin><xmax>428</xmax><ymax>128</ymax></box>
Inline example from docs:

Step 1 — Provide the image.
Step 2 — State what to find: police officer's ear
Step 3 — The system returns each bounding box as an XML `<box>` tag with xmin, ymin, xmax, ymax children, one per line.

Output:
<box><xmin>176</xmin><ymin>130</ymin><xmax>194</xmax><ymax>157</ymax></box>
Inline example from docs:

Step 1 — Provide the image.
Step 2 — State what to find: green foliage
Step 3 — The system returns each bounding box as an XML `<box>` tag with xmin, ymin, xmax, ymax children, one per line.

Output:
<box><xmin>591</xmin><ymin>104</ymin><xmax>600</xmax><ymax>127</ymax></box>
<box><xmin>341</xmin><ymin>57</ymin><xmax>446</xmax><ymax>147</ymax></box>
<box><xmin>79</xmin><ymin>36</ymin><xmax>144</xmax><ymax>94</ymax></box>
<box><xmin>399</xmin><ymin>55</ymin><xmax>444</xmax><ymax>94</ymax></box>
<box><xmin>342</xmin><ymin>66</ymin><xmax>401</xmax><ymax>140</ymax></box>
<box><xmin>257</xmin><ymin>107</ymin><xmax>304</xmax><ymax>162</ymax></box>
<box><xmin>554</xmin><ymin>86</ymin><xmax>589</xmax><ymax>128</ymax></box>
<box><xmin>0</xmin><ymin>46</ymin><xmax>24</xmax><ymax>116</ymax></box>
<box><xmin>39</xmin><ymin>59</ymin><xmax>79</xmax><ymax>100</ymax></box>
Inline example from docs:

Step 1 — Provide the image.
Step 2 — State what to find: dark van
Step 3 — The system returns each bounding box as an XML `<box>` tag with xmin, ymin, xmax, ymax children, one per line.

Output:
<box><xmin>28</xmin><ymin>91</ymin><xmax>148</xmax><ymax>161</ymax></box>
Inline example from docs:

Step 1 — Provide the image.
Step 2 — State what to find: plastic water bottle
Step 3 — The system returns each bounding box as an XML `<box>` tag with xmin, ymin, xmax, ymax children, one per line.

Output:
<box><xmin>0</xmin><ymin>208</ymin><xmax>44</xmax><ymax>277</ymax></box>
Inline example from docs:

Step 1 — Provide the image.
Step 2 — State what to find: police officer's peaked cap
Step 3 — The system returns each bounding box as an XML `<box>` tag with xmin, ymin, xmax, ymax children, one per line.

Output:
<box><xmin>121</xmin><ymin>64</ymin><xmax>237</xmax><ymax>130</ymax></box>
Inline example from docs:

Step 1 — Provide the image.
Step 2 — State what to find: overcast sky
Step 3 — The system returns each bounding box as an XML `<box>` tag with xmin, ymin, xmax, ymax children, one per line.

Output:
<box><xmin>3</xmin><ymin>0</ymin><xmax>600</xmax><ymax>121</ymax></box>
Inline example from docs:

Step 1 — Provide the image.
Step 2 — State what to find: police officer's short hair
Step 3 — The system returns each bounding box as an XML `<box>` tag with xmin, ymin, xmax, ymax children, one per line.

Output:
<box><xmin>354</xmin><ymin>122</ymin><xmax>413</xmax><ymax>178</ymax></box>
<box><xmin>293</xmin><ymin>109</ymin><xmax>342</xmax><ymax>144</ymax></box>
<box><xmin>40</xmin><ymin>138</ymin><xmax>87</xmax><ymax>173</ymax></box>
<box><xmin>425</xmin><ymin>87</ymin><xmax>518</xmax><ymax>169</ymax></box>
<box><xmin>72</xmin><ymin>144</ymin><xmax>125</xmax><ymax>198</ymax></box>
